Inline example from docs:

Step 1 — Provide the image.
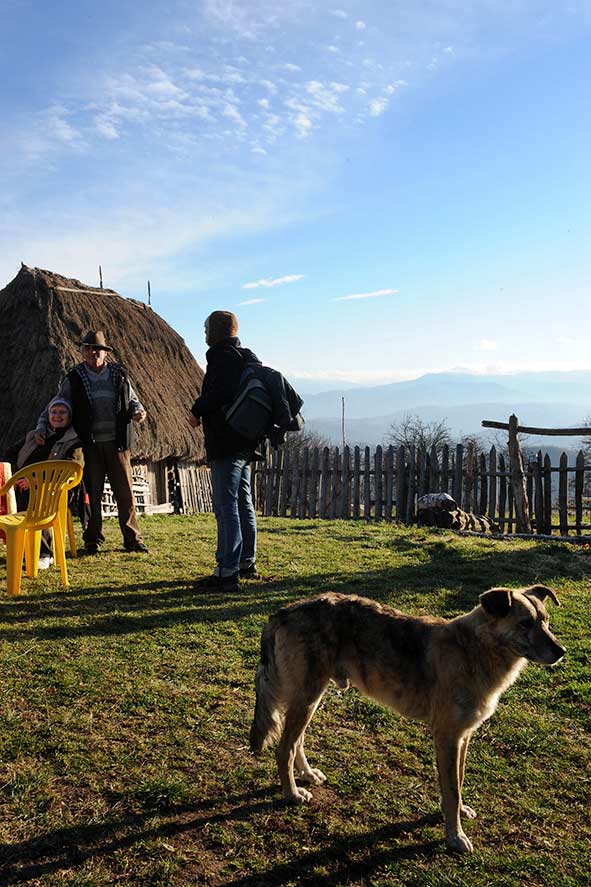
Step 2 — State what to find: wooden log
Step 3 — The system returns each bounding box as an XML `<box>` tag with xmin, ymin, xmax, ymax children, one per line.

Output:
<box><xmin>482</xmin><ymin>421</ymin><xmax>591</xmax><ymax>435</ymax></box>
<box><xmin>364</xmin><ymin>446</ymin><xmax>371</xmax><ymax>520</ymax></box>
<box><xmin>353</xmin><ymin>446</ymin><xmax>361</xmax><ymax>519</ymax></box>
<box><xmin>479</xmin><ymin>452</ymin><xmax>487</xmax><ymax>515</ymax></box>
<box><xmin>290</xmin><ymin>450</ymin><xmax>300</xmax><ymax>519</ymax></box>
<box><xmin>558</xmin><ymin>451</ymin><xmax>568</xmax><ymax>536</ymax></box>
<box><xmin>309</xmin><ymin>447</ymin><xmax>319</xmax><ymax>519</ymax></box>
<box><xmin>575</xmin><ymin>450</ymin><xmax>585</xmax><ymax>536</ymax></box>
<box><xmin>533</xmin><ymin>451</ymin><xmax>544</xmax><ymax>535</ymax></box>
<box><xmin>298</xmin><ymin>447</ymin><xmax>309</xmax><ymax>519</ymax></box>
<box><xmin>507</xmin><ymin>414</ymin><xmax>531</xmax><ymax>533</ymax></box>
<box><xmin>453</xmin><ymin>444</ymin><xmax>463</xmax><ymax>504</ymax></box>
<box><xmin>507</xmin><ymin>479</ymin><xmax>514</xmax><ymax>534</ymax></box>
<box><xmin>440</xmin><ymin>444</ymin><xmax>449</xmax><ymax>494</ymax></box>
<box><xmin>543</xmin><ymin>453</ymin><xmax>552</xmax><ymax>535</ymax></box>
<box><xmin>385</xmin><ymin>445</ymin><xmax>394</xmax><ymax>520</ymax></box>
<box><xmin>498</xmin><ymin>453</ymin><xmax>507</xmax><ymax>533</ymax></box>
<box><xmin>341</xmin><ymin>446</ymin><xmax>351</xmax><ymax>519</ymax></box>
<box><xmin>395</xmin><ymin>446</ymin><xmax>406</xmax><ymax>523</ymax></box>
<box><xmin>329</xmin><ymin>447</ymin><xmax>340</xmax><ymax>520</ymax></box>
<box><xmin>488</xmin><ymin>446</ymin><xmax>497</xmax><ymax>523</ymax></box>
<box><xmin>406</xmin><ymin>446</ymin><xmax>416</xmax><ymax>524</ymax></box>
<box><xmin>319</xmin><ymin>447</ymin><xmax>330</xmax><ymax>519</ymax></box>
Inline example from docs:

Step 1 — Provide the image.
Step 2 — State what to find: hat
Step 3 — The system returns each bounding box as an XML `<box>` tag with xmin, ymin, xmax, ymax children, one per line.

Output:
<box><xmin>48</xmin><ymin>398</ymin><xmax>72</xmax><ymax>414</ymax></box>
<box><xmin>80</xmin><ymin>330</ymin><xmax>113</xmax><ymax>352</ymax></box>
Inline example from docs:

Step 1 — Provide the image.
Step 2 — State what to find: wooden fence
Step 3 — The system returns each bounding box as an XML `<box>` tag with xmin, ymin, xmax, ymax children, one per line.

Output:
<box><xmin>252</xmin><ymin>443</ymin><xmax>591</xmax><ymax>536</ymax></box>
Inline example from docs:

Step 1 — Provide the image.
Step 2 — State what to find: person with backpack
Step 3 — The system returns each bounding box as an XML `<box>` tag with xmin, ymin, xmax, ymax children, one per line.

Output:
<box><xmin>189</xmin><ymin>311</ymin><xmax>262</xmax><ymax>590</ymax></box>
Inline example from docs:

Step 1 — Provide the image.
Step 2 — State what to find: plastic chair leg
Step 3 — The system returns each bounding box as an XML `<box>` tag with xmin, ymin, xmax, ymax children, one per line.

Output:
<box><xmin>52</xmin><ymin>519</ymin><xmax>69</xmax><ymax>587</ymax></box>
<box><xmin>24</xmin><ymin>529</ymin><xmax>42</xmax><ymax>578</ymax></box>
<box><xmin>6</xmin><ymin>528</ymin><xmax>26</xmax><ymax>596</ymax></box>
<box><xmin>67</xmin><ymin>508</ymin><xmax>77</xmax><ymax>557</ymax></box>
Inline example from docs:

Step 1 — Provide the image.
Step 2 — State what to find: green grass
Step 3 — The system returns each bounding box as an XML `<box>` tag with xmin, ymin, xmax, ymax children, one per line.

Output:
<box><xmin>0</xmin><ymin>515</ymin><xmax>590</xmax><ymax>886</ymax></box>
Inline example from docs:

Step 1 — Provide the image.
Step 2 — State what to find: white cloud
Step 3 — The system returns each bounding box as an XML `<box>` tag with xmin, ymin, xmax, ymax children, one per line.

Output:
<box><xmin>283</xmin><ymin>63</ymin><xmax>301</xmax><ymax>72</ymax></box>
<box><xmin>355</xmin><ymin>20</ymin><xmax>366</xmax><ymax>31</ymax></box>
<box><xmin>479</xmin><ymin>338</ymin><xmax>498</xmax><ymax>351</ymax></box>
<box><xmin>243</xmin><ymin>274</ymin><xmax>305</xmax><ymax>289</ymax></box>
<box><xmin>239</xmin><ymin>297</ymin><xmax>266</xmax><ymax>305</ymax></box>
<box><xmin>333</xmin><ymin>9</ymin><xmax>348</xmax><ymax>19</ymax></box>
<box><xmin>223</xmin><ymin>103</ymin><xmax>248</xmax><ymax>128</ymax></box>
<box><xmin>557</xmin><ymin>336</ymin><xmax>576</xmax><ymax>345</ymax></box>
<box><xmin>369</xmin><ymin>97</ymin><xmax>389</xmax><ymax>116</ymax></box>
<box><xmin>334</xmin><ymin>288</ymin><xmax>399</xmax><ymax>302</ymax></box>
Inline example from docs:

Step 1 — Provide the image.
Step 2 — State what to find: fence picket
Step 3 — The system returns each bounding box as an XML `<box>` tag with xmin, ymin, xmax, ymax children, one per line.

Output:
<box><xmin>559</xmin><ymin>452</ymin><xmax>568</xmax><ymax>536</ymax></box>
<box><xmin>353</xmin><ymin>446</ymin><xmax>361</xmax><ymax>519</ymax></box>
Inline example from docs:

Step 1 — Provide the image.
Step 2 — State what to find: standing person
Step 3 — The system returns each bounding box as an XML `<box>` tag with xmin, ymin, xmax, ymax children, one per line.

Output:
<box><xmin>189</xmin><ymin>311</ymin><xmax>261</xmax><ymax>590</ymax></box>
<box><xmin>10</xmin><ymin>397</ymin><xmax>84</xmax><ymax>569</ymax></box>
<box><xmin>35</xmin><ymin>331</ymin><xmax>149</xmax><ymax>556</ymax></box>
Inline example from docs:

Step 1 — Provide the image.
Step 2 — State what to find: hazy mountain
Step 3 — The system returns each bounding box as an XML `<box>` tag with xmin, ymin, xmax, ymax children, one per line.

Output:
<box><xmin>300</xmin><ymin>369</ymin><xmax>591</xmax><ymax>449</ymax></box>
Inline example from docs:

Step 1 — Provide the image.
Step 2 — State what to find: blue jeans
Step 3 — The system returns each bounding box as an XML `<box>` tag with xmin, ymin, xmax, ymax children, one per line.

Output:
<box><xmin>210</xmin><ymin>457</ymin><xmax>257</xmax><ymax>576</ymax></box>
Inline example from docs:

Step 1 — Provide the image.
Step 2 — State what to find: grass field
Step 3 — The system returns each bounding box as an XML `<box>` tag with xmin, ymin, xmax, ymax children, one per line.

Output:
<box><xmin>0</xmin><ymin>515</ymin><xmax>590</xmax><ymax>886</ymax></box>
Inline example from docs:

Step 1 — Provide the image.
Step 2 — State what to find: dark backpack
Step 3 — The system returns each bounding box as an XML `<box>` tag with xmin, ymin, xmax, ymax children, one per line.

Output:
<box><xmin>224</xmin><ymin>362</ymin><xmax>304</xmax><ymax>446</ymax></box>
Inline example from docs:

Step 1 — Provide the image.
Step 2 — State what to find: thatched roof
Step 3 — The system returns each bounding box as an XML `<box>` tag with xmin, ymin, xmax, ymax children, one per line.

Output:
<box><xmin>0</xmin><ymin>265</ymin><xmax>205</xmax><ymax>462</ymax></box>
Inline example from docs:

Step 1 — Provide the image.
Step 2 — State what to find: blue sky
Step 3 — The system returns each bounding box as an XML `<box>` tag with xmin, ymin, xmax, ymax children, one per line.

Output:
<box><xmin>1</xmin><ymin>1</ymin><xmax>589</xmax><ymax>387</ymax></box>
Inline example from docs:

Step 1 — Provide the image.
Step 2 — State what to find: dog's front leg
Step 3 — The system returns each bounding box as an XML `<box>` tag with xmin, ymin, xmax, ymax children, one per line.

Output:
<box><xmin>459</xmin><ymin>733</ymin><xmax>477</xmax><ymax>820</ymax></box>
<box><xmin>433</xmin><ymin>733</ymin><xmax>474</xmax><ymax>853</ymax></box>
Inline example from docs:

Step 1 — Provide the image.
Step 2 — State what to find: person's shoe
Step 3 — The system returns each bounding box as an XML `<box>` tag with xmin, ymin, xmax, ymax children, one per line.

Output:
<box><xmin>194</xmin><ymin>572</ymin><xmax>240</xmax><ymax>591</ymax></box>
<box><xmin>38</xmin><ymin>556</ymin><xmax>54</xmax><ymax>570</ymax></box>
<box><xmin>125</xmin><ymin>541</ymin><xmax>149</xmax><ymax>554</ymax></box>
<box><xmin>239</xmin><ymin>564</ymin><xmax>261</xmax><ymax>580</ymax></box>
<box><xmin>79</xmin><ymin>544</ymin><xmax>99</xmax><ymax>557</ymax></box>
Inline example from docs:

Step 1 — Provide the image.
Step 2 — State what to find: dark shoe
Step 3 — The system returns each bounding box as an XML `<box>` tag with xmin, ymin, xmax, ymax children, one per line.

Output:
<box><xmin>79</xmin><ymin>544</ymin><xmax>99</xmax><ymax>557</ymax></box>
<box><xmin>125</xmin><ymin>542</ymin><xmax>149</xmax><ymax>553</ymax></box>
<box><xmin>194</xmin><ymin>572</ymin><xmax>240</xmax><ymax>591</ymax></box>
<box><xmin>239</xmin><ymin>564</ymin><xmax>261</xmax><ymax>580</ymax></box>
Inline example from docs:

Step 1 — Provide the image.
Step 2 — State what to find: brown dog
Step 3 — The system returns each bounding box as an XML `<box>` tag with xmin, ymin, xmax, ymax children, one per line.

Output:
<box><xmin>250</xmin><ymin>586</ymin><xmax>565</xmax><ymax>853</ymax></box>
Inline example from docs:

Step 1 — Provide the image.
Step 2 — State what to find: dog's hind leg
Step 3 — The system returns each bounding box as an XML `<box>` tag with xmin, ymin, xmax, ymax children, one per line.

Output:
<box><xmin>295</xmin><ymin>723</ymin><xmax>327</xmax><ymax>787</ymax></box>
<box><xmin>433</xmin><ymin>732</ymin><xmax>473</xmax><ymax>853</ymax></box>
<box><xmin>277</xmin><ymin>688</ymin><xmax>327</xmax><ymax>803</ymax></box>
<box><xmin>458</xmin><ymin>733</ymin><xmax>477</xmax><ymax>820</ymax></box>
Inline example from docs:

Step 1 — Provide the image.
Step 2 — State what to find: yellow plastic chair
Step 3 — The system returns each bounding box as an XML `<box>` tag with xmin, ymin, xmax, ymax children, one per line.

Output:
<box><xmin>0</xmin><ymin>460</ymin><xmax>83</xmax><ymax>595</ymax></box>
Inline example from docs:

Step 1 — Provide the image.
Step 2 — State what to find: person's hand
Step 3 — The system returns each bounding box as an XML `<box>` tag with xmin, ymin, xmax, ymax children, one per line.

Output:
<box><xmin>15</xmin><ymin>478</ymin><xmax>29</xmax><ymax>491</ymax></box>
<box><xmin>188</xmin><ymin>411</ymin><xmax>200</xmax><ymax>428</ymax></box>
<box><xmin>132</xmin><ymin>409</ymin><xmax>147</xmax><ymax>424</ymax></box>
<box><xmin>34</xmin><ymin>432</ymin><xmax>46</xmax><ymax>446</ymax></box>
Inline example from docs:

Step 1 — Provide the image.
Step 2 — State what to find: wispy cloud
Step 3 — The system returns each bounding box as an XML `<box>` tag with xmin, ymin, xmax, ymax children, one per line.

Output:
<box><xmin>334</xmin><ymin>288</ymin><xmax>399</xmax><ymax>302</ymax></box>
<box><xmin>239</xmin><ymin>297</ymin><xmax>266</xmax><ymax>305</ymax></box>
<box><xmin>479</xmin><ymin>338</ymin><xmax>498</xmax><ymax>351</ymax></box>
<box><xmin>243</xmin><ymin>274</ymin><xmax>304</xmax><ymax>289</ymax></box>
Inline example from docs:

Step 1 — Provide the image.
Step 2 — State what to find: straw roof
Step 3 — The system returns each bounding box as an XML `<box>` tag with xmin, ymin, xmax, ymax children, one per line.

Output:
<box><xmin>0</xmin><ymin>265</ymin><xmax>205</xmax><ymax>461</ymax></box>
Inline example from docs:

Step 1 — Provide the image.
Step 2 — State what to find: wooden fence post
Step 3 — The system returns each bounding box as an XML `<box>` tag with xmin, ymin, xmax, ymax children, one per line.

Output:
<box><xmin>575</xmin><ymin>450</ymin><xmax>585</xmax><ymax>536</ymax></box>
<box><xmin>330</xmin><ymin>447</ymin><xmax>340</xmax><ymax>520</ymax></box>
<box><xmin>353</xmin><ymin>446</ymin><xmax>361</xmax><ymax>519</ymax></box>
<box><xmin>406</xmin><ymin>446</ymin><xmax>416</xmax><ymax>523</ymax></box>
<box><xmin>298</xmin><ymin>447</ymin><xmax>309</xmax><ymax>519</ymax></box>
<box><xmin>533</xmin><ymin>451</ymin><xmax>544</xmax><ymax>534</ymax></box>
<box><xmin>309</xmin><ymin>447</ymin><xmax>319</xmax><ymax>518</ymax></box>
<box><xmin>341</xmin><ymin>446</ymin><xmax>351</xmax><ymax>519</ymax></box>
<box><xmin>290</xmin><ymin>450</ymin><xmax>300</xmax><ymax>518</ymax></box>
<box><xmin>543</xmin><ymin>453</ymin><xmax>552</xmax><ymax>534</ymax></box>
<box><xmin>319</xmin><ymin>447</ymin><xmax>330</xmax><ymax>519</ymax></box>
<box><xmin>453</xmin><ymin>444</ymin><xmax>463</xmax><ymax>504</ymax></box>
<box><xmin>385</xmin><ymin>445</ymin><xmax>394</xmax><ymax>520</ymax></box>
<box><xmin>464</xmin><ymin>443</ymin><xmax>474</xmax><ymax>512</ymax></box>
<box><xmin>479</xmin><ymin>452</ymin><xmax>487</xmax><ymax>515</ymax></box>
<box><xmin>374</xmin><ymin>445</ymin><xmax>383</xmax><ymax>520</ymax></box>
<box><xmin>507</xmin><ymin>414</ymin><xmax>531</xmax><ymax>533</ymax></box>
<box><xmin>396</xmin><ymin>446</ymin><xmax>406</xmax><ymax>522</ymax></box>
<box><xmin>364</xmin><ymin>446</ymin><xmax>371</xmax><ymax>520</ymax></box>
<box><xmin>558</xmin><ymin>451</ymin><xmax>568</xmax><ymax>536</ymax></box>
<box><xmin>498</xmin><ymin>453</ymin><xmax>507</xmax><ymax>533</ymax></box>
<box><xmin>488</xmin><ymin>446</ymin><xmax>497</xmax><ymax>525</ymax></box>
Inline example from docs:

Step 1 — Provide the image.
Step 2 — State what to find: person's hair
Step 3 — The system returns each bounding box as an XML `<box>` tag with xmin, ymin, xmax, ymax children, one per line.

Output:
<box><xmin>206</xmin><ymin>311</ymin><xmax>238</xmax><ymax>345</ymax></box>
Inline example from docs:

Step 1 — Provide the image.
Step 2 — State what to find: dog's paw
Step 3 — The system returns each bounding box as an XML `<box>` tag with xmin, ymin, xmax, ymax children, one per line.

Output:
<box><xmin>461</xmin><ymin>804</ymin><xmax>477</xmax><ymax>820</ymax></box>
<box><xmin>285</xmin><ymin>786</ymin><xmax>313</xmax><ymax>804</ymax></box>
<box><xmin>446</xmin><ymin>831</ymin><xmax>473</xmax><ymax>854</ymax></box>
<box><xmin>300</xmin><ymin>767</ymin><xmax>327</xmax><ymax>786</ymax></box>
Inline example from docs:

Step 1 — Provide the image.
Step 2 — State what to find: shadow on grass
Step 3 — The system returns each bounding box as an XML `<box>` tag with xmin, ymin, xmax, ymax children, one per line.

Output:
<box><xmin>0</xmin><ymin>786</ymin><xmax>442</xmax><ymax>886</ymax></box>
<box><xmin>0</xmin><ymin>534</ymin><xmax>582</xmax><ymax>642</ymax></box>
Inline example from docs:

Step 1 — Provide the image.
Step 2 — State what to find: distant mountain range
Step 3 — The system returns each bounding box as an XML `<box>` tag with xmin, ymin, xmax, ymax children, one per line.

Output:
<box><xmin>296</xmin><ymin>370</ymin><xmax>591</xmax><ymax>449</ymax></box>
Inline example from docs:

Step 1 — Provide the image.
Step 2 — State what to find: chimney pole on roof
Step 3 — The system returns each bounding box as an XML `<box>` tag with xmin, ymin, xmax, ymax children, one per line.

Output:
<box><xmin>147</xmin><ymin>280</ymin><xmax>151</xmax><ymax>306</ymax></box>
<box><xmin>99</xmin><ymin>265</ymin><xmax>103</xmax><ymax>289</ymax></box>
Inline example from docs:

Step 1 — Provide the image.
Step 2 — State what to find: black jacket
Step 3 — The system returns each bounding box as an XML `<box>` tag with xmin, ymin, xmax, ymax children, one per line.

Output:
<box><xmin>191</xmin><ymin>337</ymin><xmax>262</xmax><ymax>461</ymax></box>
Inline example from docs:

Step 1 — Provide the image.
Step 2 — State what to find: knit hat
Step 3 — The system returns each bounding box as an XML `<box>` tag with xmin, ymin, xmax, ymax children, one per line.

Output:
<box><xmin>48</xmin><ymin>397</ymin><xmax>72</xmax><ymax>417</ymax></box>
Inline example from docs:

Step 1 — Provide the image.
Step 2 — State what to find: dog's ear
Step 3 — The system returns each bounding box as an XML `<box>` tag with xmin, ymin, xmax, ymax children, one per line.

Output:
<box><xmin>524</xmin><ymin>584</ymin><xmax>560</xmax><ymax>607</ymax></box>
<box><xmin>480</xmin><ymin>587</ymin><xmax>513</xmax><ymax>617</ymax></box>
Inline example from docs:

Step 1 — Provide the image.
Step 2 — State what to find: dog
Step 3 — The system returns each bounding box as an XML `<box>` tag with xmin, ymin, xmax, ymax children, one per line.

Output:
<box><xmin>250</xmin><ymin>586</ymin><xmax>565</xmax><ymax>853</ymax></box>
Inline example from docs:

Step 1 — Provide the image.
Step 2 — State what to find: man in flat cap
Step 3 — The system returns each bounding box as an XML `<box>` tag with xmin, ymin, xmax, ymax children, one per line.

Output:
<box><xmin>36</xmin><ymin>330</ymin><xmax>149</xmax><ymax>555</ymax></box>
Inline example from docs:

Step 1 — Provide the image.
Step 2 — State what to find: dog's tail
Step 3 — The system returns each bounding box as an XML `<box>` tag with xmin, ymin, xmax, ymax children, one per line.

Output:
<box><xmin>249</xmin><ymin>619</ymin><xmax>284</xmax><ymax>754</ymax></box>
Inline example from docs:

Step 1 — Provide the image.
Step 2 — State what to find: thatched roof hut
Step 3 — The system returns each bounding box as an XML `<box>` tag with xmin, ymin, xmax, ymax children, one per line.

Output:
<box><xmin>0</xmin><ymin>265</ymin><xmax>205</xmax><ymax>464</ymax></box>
